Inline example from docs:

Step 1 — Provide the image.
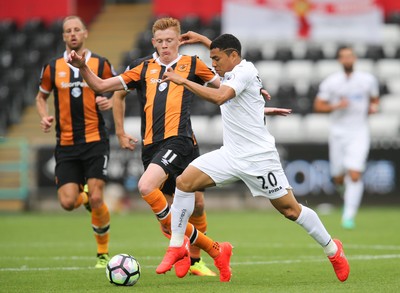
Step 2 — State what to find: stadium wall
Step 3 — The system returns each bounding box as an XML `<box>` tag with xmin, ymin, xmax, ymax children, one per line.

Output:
<box><xmin>35</xmin><ymin>138</ymin><xmax>400</xmax><ymax>208</ymax></box>
<box><xmin>0</xmin><ymin>0</ymin><xmax>103</xmax><ymax>27</ymax></box>
<box><xmin>152</xmin><ymin>0</ymin><xmax>400</xmax><ymax>22</ymax></box>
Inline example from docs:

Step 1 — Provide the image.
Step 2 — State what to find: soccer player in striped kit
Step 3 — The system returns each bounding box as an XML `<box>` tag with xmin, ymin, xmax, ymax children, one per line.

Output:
<box><xmin>36</xmin><ymin>16</ymin><xmax>115</xmax><ymax>268</ymax></box>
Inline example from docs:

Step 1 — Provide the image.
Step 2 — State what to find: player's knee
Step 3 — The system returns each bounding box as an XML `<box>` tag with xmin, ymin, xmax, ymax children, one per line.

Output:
<box><xmin>90</xmin><ymin>193</ymin><xmax>104</xmax><ymax>209</ymax></box>
<box><xmin>349</xmin><ymin>173</ymin><xmax>361</xmax><ymax>182</ymax></box>
<box><xmin>59</xmin><ymin>198</ymin><xmax>75</xmax><ymax>211</ymax></box>
<box><xmin>137</xmin><ymin>180</ymin><xmax>154</xmax><ymax>195</ymax></box>
<box><xmin>176</xmin><ymin>176</ymin><xmax>195</xmax><ymax>192</ymax></box>
<box><xmin>281</xmin><ymin>207</ymin><xmax>300</xmax><ymax>221</ymax></box>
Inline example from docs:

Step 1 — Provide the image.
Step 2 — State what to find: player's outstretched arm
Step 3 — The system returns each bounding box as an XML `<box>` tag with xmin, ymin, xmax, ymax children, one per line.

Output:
<box><xmin>264</xmin><ymin>107</ymin><xmax>292</xmax><ymax>116</ymax></box>
<box><xmin>36</xmin><ymin>91</ymin><xmax>54</xmax><ymax>133</ymax></box>
<box><xmin>67</xmin><ymin>50</ymin><xmax>124</xmax><ymax>93</ymax></box>
<box><xmin>162</xmin><ymin>68</ymin><xmax>234</xmax><ymax>105</ymax></box>
<box><xmin>180</xmin><ymin>31</ymin><xmax>211</xmax><ymax>48</ymax></box>
<box><xmin>112</xmin><ymin>90</ymin><xmax>138</xmax><ymax>151</ymax></box>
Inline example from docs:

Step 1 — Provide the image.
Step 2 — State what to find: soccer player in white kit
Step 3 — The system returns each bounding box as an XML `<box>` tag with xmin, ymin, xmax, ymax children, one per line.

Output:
<box><xmin>314</xmin><ymin>46</ymin><xmax>379</xmax><ymax>229</ymax></box>
<box><xmin>156</xmin><ymin>32</ymin><xmax>350</xmax><ymax>282</ymax></box>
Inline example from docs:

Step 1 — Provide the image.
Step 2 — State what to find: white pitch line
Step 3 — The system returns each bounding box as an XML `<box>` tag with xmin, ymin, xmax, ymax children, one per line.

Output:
<box><xmin>1</xmin><ymin>254</ymin><xmax>399</xmax><ymax>272</ymax></box>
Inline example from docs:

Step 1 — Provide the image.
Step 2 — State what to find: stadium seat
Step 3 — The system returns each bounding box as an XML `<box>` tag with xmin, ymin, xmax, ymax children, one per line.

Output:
<box><xmin>369</xmin><ymin>113</ymin><xmax>400</xmax><ymax>139</ymax></box>
<box><xmin>315</xmin><ymin>60</ymin><xmax>342</xmax><ymax>81</ymax></box>
<box><xmin>303</xmin><ymin>113</ymin><xmax>330</xmax><ymax>142</ymax></box>
<box><xmin>135</xmin><ymin>30</ymin><xmax>154</xmax><ymax>54</ymax></box>
<box><xmin>364</xmin><ymin>44</ymin><xmax>385</xmax><ymax>61</ymax></box>
<box><xmin>276</xmin><ymin>82</ymin><xmax>296</xmax><ymax>100</ymax></box>
<box><xmin>274</xmin><ymin>46</ymin><xmax>293</xmax><ymax>62</ymax></box>
<box><xmin>2</xmin><ymin>32</ymin><xmax>28</xmax><ymax>55</ymax></box>
<box><xmin>207</xmin><ymin>15</ymin><xmax>221</xmax><ymax>35</ymax></box>
<box><xmin>180</xmin><ymin>15</ymin><xmax>202</xmax><ymax>32</ymax></box>
<box><xmin>386</xmin><ymin>11</ymin><xmax>400</xmax><ymax>24</ymax></box>
<box><xmin>198</xmin><ymin>27</ymin><xmax>218</xmax><ymax>42</ymax></box>
<box><xmin>120</xmin><ymin>48</ymin><xmax>142</xmax><ymax>71</ymax></box>
<box><xmin>382</xmin><ymin>24</ymin><xmax>400</xmax><ymax>46</ymax></box>
<box><xmin>179</xmin><ymin>44</ymin><xmax>211</xmax><ymax>67</ymax></box>
<box><xmin>267</xmin><ymin>114</ymin><xmax>304</xmax><ymax>143</ymax></box>
<box><xmin>123</xmin><ymin>116</ymin><xmax>142</xmax><ymax>139</ymax></box>
<box><xmin>261</xmin><ymin>43</ymin><xmax>278</xmax><ymax>60</ymax></box>
<box><xmin>191</xmin><ymin>96</ymin><xmax>220</xmax><ymax>116</ymax></box>
<box><xmin>284</xmin><ymin>60</ymin><xmax>315</xmax><ymax>82</ymax></box>
<box><xmin>0</xmin><ymin>50</ymin><xmax>13</xmax><ymax>69</ymax></box>
<box><xmin>124</xmin><ymin>91</ymin><xmax>141</xmax><ymax>117</ymax></box>
<box><xmin>376</xmin><ymin>59</ymin><xmax>400</xmax><ymax>82</ymax></box>
<box><xmin>21</xmin><ymin>18</ymin><xmax>46</xmax><ymax>44</ymax></box>
<box><xmin>386</xmin><ymin>77</ymin><xmax>400</xmax><ymax>94</ymax></box>
<box><xmin>244</xmin><ymin>47</ymin><xmax>263</xmax><ymax>63</ymax></box>
<box><xmin>321</xmin><ymin>42</ymin><xmax>340</xmax><ymax>59</ymax></box>
<box><xmin>191</xmin><ymin>115</ymin><xmax>211</xmax><ymax>144</ymax></box>
<box><xmin>379</xmin><ymin>94</ymin><xmax>400</xmax><ymax>114</ymax></box>
<box><xmin>379</xmin><ymin>81</ymin><xmax>389</xmax><ymax>96</ymax></box>
<box><xmin>0</xmin><ymin>19</ymin><xmax>17</xmax><ymax>48</ymax></box>
<box><xmin>354</xmin><ymin>59</ymin><xmax>375</xmax><ymax>74</ymax></box>
<box><xmin>208</xmin><ymin>115</ymin><xmax>223</xmax><ymax>144</ymax></box>
<box><xmin>304</xmin><ymin>45</ymin><xmax>325</xmax><ymax>61</ymax></box>
<box><xmin>255</xmin><ymin>60</ymin><xmax>284</xmax><ymax>85</ymax></box>
<box><xmin>30</xmin><ymin>32</ymin><xmax>57</xmax><ymax>56</ymax></box>
<box><xmin>306</xmin><ymin>82</ymin><xmax>320</xmax><ymax>100</ymax></box>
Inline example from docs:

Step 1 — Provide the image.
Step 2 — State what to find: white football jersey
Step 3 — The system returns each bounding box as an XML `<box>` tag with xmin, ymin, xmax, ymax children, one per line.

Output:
<box><xmin>317</xmin><ymin>70</ymin><xmax>379</xmax><ymax>135</ymax></box>
<box><xmin>219</xmin><ymin>60</ymin><xmax>278</xmax><ymax>162</ymax></box>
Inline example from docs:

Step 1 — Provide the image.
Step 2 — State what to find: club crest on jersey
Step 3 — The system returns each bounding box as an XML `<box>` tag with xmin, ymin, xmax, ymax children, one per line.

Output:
<box><xmin>158</xmin><ymin>82</ymin><xmax>168</xmax><ymax>92</ymax></box>
<box><xmin>71</xmin><ymin>87</ymin><xmax>82</xmax><ymax>98</ymax></box>
<box><xmin>225</xmin><ymin>73</ymin><xmax>235</xmax><ymax>81</ymax></box>
<box><xmin>177</xmin><ymin>64</ymin><xmax>188</xmax><ymax>72</ymax></box>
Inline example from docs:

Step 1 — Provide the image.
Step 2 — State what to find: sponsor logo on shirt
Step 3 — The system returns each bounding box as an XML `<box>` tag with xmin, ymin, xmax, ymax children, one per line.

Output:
<box><xmin>178</xmin><ymin>64</ymin><xmax>188</xmax><ymax>72</ymax></box>
<box><xmin>61</xmin><ymin>81</ymin><xmax>88</xmax><ymax>88</ymax></box>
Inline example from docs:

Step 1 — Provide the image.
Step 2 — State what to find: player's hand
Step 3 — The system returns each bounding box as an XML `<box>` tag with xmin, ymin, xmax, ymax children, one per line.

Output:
<box><xmin>369</xmin><ymin>103</ymin><xmax>379</xmax><ymax>114</ymax></box>
<box><xmin>161</xmin><ymin>67</ymin><xmax>185</xmax><ymax>84</ymax></box>
<box><xmin>261</xmin><ymin>88</ymin><xmax>271</xmax><ymax>100</ymax></box>
<box><xmin>96</xmin><ymin>96</ymin><xmax>112</xmax><ymax>111</ymax></box>
<box><xmin>67</xmin><ymin>50</ymin><xmax>86</xmax><ymax>68</ymax></box>
<box><xmin>117</xmin><ymin>133</ymin><xmax>138</xmax><ymax>151</ymax></box>
<box><xmin>333</xmin><ymin>97</ymin><xmax>349</xmax><ymax>110</ymax></box>
<box><xmin>264</xmin><ymin>107</ymin><xmax>292</xmax><ymax>116</ymax></box>
<box><xmin>40</xmin><ymin>116</ymin><xmax>54</xmax><ymax>133</ymax></box>
<box><xmin>179</xmin><ymin>31</ymin><xmax>211</xmax><ymax>48</ymax></box>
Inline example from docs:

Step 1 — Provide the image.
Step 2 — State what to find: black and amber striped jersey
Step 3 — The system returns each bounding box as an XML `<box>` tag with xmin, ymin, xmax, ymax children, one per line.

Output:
<box><xmin>121</xmin><ymin>54</ymin><xmax>217</xmax><ymax>145</ymax></box>
<box><xmin>39</xmin><ymin>50</ymin><xmax>116</xmax><ymax>146</ymax></box>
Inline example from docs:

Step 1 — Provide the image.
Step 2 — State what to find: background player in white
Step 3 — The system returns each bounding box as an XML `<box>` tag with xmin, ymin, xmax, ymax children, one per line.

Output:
<box><xmin>314</xmin><ymin>46</ymin><xmax>379</xmax><ymax>229</ymax></box>
<box><xmin>156</xmin><ymin>32</ymin><xmax>350</xmax><ymax>282</ymax></box>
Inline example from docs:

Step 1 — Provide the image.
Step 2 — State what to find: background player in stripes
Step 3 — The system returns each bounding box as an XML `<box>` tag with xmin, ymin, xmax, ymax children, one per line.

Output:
<box><xmin>35</xmin><ymin>15</ymin><xmax>115</xmax><ymax>268</ymax></box>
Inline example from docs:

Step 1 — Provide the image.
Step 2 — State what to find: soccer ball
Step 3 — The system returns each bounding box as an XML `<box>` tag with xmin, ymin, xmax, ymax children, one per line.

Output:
<box><xmin>106</xmin><ymin>254</ymin><xmax>141</xmax><ymax>286</ymax></box>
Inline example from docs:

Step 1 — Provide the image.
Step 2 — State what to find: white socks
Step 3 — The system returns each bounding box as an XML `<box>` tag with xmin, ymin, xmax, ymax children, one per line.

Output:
<box><xmin>169</xmin><ymin>188</ymin><xmax>195</xmax><ymax>247</ymax></box>
<box><xmin>295</xmin><ymin>204</ymin><xmax>337</xmax><ymax>255</ymax></box>
<box><xmin>342</xmin><ymin>175</ymin><xmax>364</xmax><ymax>221</ymax></box>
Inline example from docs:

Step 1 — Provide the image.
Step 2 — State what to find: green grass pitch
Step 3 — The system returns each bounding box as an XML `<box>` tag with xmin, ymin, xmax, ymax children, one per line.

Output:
<box><xmin>1</xmin><ymin>207</ymin><xmax>399</xmax><ymax>292</ymax></box>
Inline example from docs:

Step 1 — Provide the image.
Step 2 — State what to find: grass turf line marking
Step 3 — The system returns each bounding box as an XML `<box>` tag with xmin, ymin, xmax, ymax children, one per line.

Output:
<box><xmin>1</xmin><ymin>254</ymin><xmax>400</xmax><ymax>272</ymax></box>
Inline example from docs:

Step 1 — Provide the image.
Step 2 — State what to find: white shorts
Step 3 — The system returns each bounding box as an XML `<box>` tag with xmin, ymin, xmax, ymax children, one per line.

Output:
<box><xmin>190</xmin><ymin>147</ymin><xmax>291</xmax><ymax>199</ymax></box>
<box><xmin>329</xmin><ymin>129</ymin><xmax>370</xmax><ymax>176</ymax></box>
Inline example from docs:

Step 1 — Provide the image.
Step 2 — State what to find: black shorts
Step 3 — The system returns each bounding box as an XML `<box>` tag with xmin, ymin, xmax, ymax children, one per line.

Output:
<box><xmin>142</xmin><ymin>136</ymin><xmax>200</xmax><ymax>195</ymax></box>
<box><xmin>54</xmin><ymin>140</ymin><xmax>110</xmax><ymax>189</ymax></box>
